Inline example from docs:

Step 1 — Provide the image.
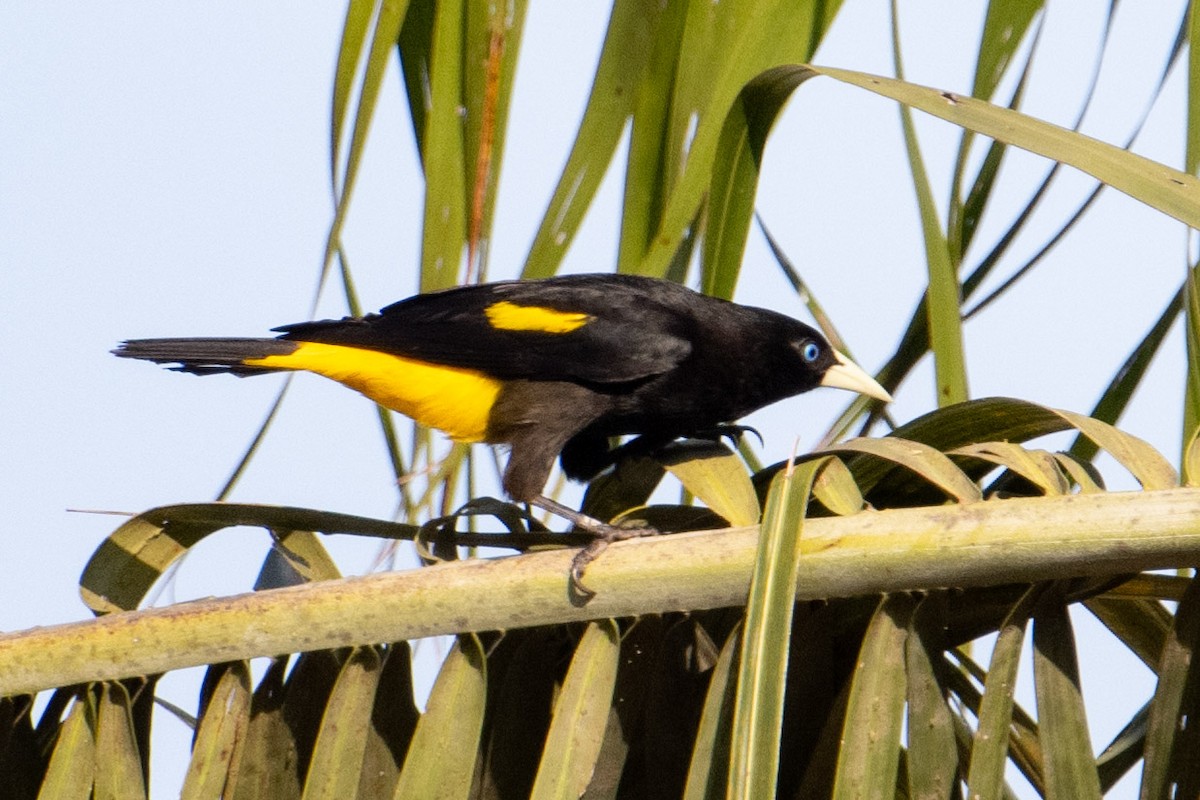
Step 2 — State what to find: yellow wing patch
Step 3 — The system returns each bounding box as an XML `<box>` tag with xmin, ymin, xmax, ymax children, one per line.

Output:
<box><xmin>244</xmin><ymin>342</ymin><xmax>501</xmax><ymax>443</ymax></box>
<box><xmin>484</xmin><ymin>301</ymin><xmax>591</xmax><ymax>333</ymax></box>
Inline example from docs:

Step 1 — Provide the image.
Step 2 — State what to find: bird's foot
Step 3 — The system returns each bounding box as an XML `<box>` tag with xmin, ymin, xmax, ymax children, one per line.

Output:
<box><xmin>691</xmin><ymin>423</ymin><xmax>763</xmax><ymax>448</ymax></box>
<box><xmin>527</xmin><ymin>494</ymin><xmax>660</xmax><ymax>600</ymax></box>
<box><xmin>568</xmin><ymin>522</ymin><xmax>660</xmax><ymax>600</ymax></box>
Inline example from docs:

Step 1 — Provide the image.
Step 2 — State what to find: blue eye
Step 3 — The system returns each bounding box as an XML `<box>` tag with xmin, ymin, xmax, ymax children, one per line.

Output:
<box><xmin>801</xmin><ymin>341</ymin><xmax>820</xmax><ymax>362</ymax></box>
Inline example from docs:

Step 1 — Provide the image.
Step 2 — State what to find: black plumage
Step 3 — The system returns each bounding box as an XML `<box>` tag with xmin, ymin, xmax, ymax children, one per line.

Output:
<box><xmin>115</xmin><ymin>273</ymin><xmax>891</xmax><ymax>594</ymax></box>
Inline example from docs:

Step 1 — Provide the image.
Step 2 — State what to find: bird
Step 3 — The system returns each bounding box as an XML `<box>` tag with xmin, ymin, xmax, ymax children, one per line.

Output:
<box><xmin>114</xmin><ymin>273</ymin><xmax>892</xmax><ymax>595</ymax></box>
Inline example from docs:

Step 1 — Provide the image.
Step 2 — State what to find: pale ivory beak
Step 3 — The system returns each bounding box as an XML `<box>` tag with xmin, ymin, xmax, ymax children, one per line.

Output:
<box><xmin>820</xmin><ymin>351</ymin><xmax>893</xmax><ymax>403</ymax></box>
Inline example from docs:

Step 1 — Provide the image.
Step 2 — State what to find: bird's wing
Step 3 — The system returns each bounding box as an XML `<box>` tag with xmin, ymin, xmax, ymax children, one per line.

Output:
<box><xmin>272</xmin><ymin>277</ymin><xmax>693</xmax><ymax>385</ymax></box>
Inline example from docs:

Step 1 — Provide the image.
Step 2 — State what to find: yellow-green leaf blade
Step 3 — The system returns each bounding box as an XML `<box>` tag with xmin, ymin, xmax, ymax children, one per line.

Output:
<box><xmin>1033</xmin><ymin>596</ymin><xmax>1101</xmax><ymax>799</ymax></box>
<box><xmin>892</xmin><ymin>5</ymin><xmax>968</xmax><ymax>408</ymax></box>
<box><xmin>815</xmin><ymin>65</ymin><xmax>1200</xmax><ymax>230</ymax></box>
<box><xmin>966</xmin><ymin>587</ymin><xmax>1039</xmax><ymax>800</ymax></box>
<box><xmin>832</xmin><ymin>594</ymin><xmax>913</xmax><ymax>800</ymax></box>
<box><xmin>420</xmin><ymin>0</ymin><xmax>467</xmax><ymax>290</ymax></box>
<box><xmin>529</xmin><ymin>619</ymin><xmax>620</xmax><ymax>799</ymax></box>
<box><xmin>663</xmin><ymin>442</ymin><xmax>760</xmax><ymax>528</ymax></box>
<box><xmin>393</xmin><ymin>634</ymin><xmax>486</xmax><ymax>799</ymax></box>
<box><xmin>94</xmin><ymin>682</ymin><xmax>147</xmax><ymax>800</ymax></box>
<box><xmin>820</xmin><ymin>437</ymin><xmax>982</xmax><ymax>504</ymax></box>
<box><xmin>904</xmin><ymin>600</ymin><xmax>958</xmax><ymax>798</ymax></box>
<box><xmin>182</xmin><ymin>662</ymin><xmax>251</xmax><ymax>800</ymax></box>
<box><xmin>683</xmin><ymin>625</ymin><xmax>740</xmax><ymax>800</ymax></box>
<box><xmin>302</xmin><ymin>647</ymin><xmax>383</xmax><ymax>800</ymax></box>
<box><xmin>1141</xmin><ymin>576</ymin><xmax>1200</xmax><ymax>798</ymax></box>
<box><xmin>37</xmin><ymin>695</ymin><xmax>95</xmax><ymax>800</ymax></box>
<box><xmin>729</xmin><ymin>458</ymin><xmax>827</xmax><ymax>799</ymax></box>
<box><xmin>524</xmin><ymin>0</ymin><xmax>668</xmax><ymax>278</ymax></box>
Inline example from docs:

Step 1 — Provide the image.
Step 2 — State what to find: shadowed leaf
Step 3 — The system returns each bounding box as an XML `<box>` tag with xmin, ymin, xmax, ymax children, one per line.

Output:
<box><xmin>530</xmin><ymin>619</ymin><xmax>619</xmax><ymax>798</ymax></box>
<box><xmin>36</xmin><ymin>695</ymin><xmax>94</xmax><ymax>800</ymax></box>
<box><xmin>303</xmin><ymin>647</ymin><xmax>382</xmax><ymax>799</ymax></box>
<box><xmin>833</xmin><ymin>595</ymin><xmax>913</xmax><ymax>800</ymax></box>
<box><xmin>393</xmin><ymin>635</ymin><xmax>485</xmax><ymax>798</ymax></box>
<box><xmin>183</xmin><ymin>662</ymin><xmax>250</xmax><ymax>800</ymax></box>
<box><xmin>1033</xmin><ymin>594</ymin><xmax>1101</xmax><ymax>798</ymax></box>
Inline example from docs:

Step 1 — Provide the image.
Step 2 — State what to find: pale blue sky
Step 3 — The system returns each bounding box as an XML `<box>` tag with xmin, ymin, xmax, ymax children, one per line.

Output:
<box><xmin>1</xmin><ymin>3</ymin><xmax>1191</xmax><ymax>796</ymax></box>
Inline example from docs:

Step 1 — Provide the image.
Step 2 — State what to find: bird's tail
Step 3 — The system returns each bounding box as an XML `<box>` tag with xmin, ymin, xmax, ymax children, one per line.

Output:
<box><xmin>112</xmin><ymin>338</ymin><xmax>300</xmax><ymax>376</ymax></box>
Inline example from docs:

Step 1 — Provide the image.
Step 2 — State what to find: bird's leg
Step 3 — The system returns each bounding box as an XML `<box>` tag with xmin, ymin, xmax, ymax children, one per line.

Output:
<box><xmin>550</xmin><ymin>425</ymin><xmax>764</xmax><ymax>596</ymax></box>
<box><xmin>501</xmin><ymin>409</ymin><xmax>661</xmax><ymax>598</ymax></box>
<box><xmin>548</xmin><ymin>425</ymin><xmax>759</xmax><ymax>595</ymax></box>
<box><xmin>527</xmin><ymin>494</ymin><xmax>659</xmax><ymax>599</ymax></box>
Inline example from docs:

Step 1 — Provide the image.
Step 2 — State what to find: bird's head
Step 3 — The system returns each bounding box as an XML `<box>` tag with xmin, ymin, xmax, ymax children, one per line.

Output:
<box><xmin>787</xmin><ymin>332</ymin><xmax>893</xmax><ymax>404</ymax></box>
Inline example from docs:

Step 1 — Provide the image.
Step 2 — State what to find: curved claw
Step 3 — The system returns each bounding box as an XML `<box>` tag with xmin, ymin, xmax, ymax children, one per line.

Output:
<box><xmin>527</xmin><ymin>493</ymin><xmax>663</xmax><ymax>600</ymax></box>
<box><xmin>568</xmin><ymin>523</ymin><xmax>661</xmax><ymax>601</ymax></box>
<box><xmin>570</xmin><ymin>543</ymin><xmax>602</xmax><ymax>600</ymax></box>
<box><xmin>691</xmin><ymin>423</ymin><xmax>763</xmax><ymax>448</ymax></box>
<box><xmin>721</xmin><ymin>424</ymin><xmax>763</xmax><ymax>448</ymax></box>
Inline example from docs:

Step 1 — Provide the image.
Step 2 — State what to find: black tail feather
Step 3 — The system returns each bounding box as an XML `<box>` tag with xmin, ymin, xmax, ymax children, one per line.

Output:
<box><xmin>112</xmin><ymin>337</ymin><xmax>298</xmax><ymax>376</ymax></box>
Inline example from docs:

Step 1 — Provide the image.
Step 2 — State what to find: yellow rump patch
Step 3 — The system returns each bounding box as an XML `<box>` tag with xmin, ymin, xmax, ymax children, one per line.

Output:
<box><xmin>484</xmin><ymin>300</ymin><xmax>591</xmax><ymax>333</ymax></box>
<box><xmin>244</xmin><ymin>342</ymin><xmax>501</xmax><ymax>443</ymax></box>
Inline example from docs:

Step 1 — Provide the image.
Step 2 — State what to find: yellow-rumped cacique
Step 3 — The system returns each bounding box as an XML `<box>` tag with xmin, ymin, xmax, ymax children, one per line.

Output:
<box><xmin>114</xmin><ymin>273</ymin><xmax>892</xmax><ymax>594</ymax></box>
